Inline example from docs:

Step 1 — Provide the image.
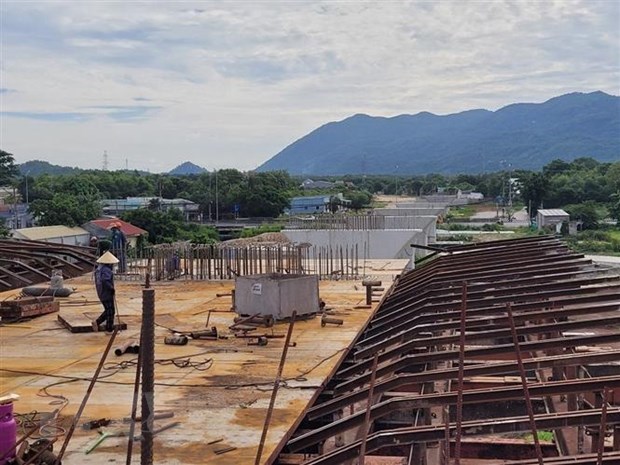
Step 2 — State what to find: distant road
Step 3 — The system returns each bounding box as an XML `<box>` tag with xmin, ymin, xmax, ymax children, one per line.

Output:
<box><xmin>585</xmin><ymin>255</ymin><xmax>620</xmax><ymax>265</ymax></box>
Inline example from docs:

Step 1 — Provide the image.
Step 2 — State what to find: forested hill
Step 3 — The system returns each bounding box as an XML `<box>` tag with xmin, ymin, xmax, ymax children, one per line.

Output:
<box><xmin>256</xmin><ymin>91</ymin><xmax>620</xmax><ymax>175</ymax></box>
<box><xmin>18</xmin><ymin>160</ymin><xmax>82</xmax><ymax>176</ymax></box>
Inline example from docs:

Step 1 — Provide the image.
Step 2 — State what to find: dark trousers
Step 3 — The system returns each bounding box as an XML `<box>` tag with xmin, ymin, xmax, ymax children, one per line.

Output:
<box><xmin>96</xmin><ymin>299</ymin><xmax>115</xmax><ymax>331</ymax></box>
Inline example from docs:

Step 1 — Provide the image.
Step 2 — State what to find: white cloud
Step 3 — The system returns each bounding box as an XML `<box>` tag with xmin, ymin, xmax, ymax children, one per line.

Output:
<box><xmin>1</xmin><ymin>0</ymin><xmax>618</xmax><ymax>172</ymax></box>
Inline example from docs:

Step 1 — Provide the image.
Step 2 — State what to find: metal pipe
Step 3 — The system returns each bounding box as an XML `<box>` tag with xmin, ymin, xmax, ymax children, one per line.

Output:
<box><xmin>254</xmin><ymin>311</ymin><xmax>296</xmax><ymax>465</ymax></box>
<box><xmin>115</xmin><ymin>340</ymin><xmax>137</xmax><ymax>357</ymax></box>
<box><xmin>141</xmin><ymin>289</ymin><xmax>155</xmax><ymax>465</ymax></box>
<box><xmin>54</xmin><ymin>329</ymin><xmax>118</xmax><ymax>464</ymax></box>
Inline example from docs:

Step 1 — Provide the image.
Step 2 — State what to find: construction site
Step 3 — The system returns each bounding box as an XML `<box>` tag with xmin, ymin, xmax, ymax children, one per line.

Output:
<box><xmin>1</xmin><ymin>222</ymin><xmax>620</xmax><ymax>464</ymax></box>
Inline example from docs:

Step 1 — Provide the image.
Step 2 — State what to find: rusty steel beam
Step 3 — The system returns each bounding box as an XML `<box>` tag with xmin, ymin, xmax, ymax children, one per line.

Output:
<box><xmin>0</xmin><ymin>258</ymin><xmax>55</xmax><ymax>280</ymax></box>
<box><xmin>376</xmin><ymin>274</ymin><xmax>617</xmax><ymax>326</ymax></box>
<box><xmin>362</xmin><ymin>307</ymin><xmax>620</xmax><ymax>353</ymax></box>
<box><xmin>0</xmin><ymin>240</ymin><xmax>97</xmax><ymax>291</ymax></box>
<box><xmin>382</xmin><ymin>256</ymin><xmax>589</xmax><ymax>312</ymax></box>
<box><xmin>300</xmin><ymin>409</ymin><xmax>620</xmax><ymax>465</ymax></box>
<box><xmin>335</xmin><ymin>348</ymin><xmax>620</xmax><ymax>396</ymax></box>
<box><xmin>340</xmin><ymin>313</ymin><xmax>620</xmax><ymax>379</ymax></box>
<box><xmin>390</xmin><ymin>248</ymin><xmax>591</xmax><ymax>295</ymax></box>
<box><xmin>393</xmin><ymin>273</ymin><xmax>616</xmax><ymax>308</ymax></box>
<box><xmin>394</xmin><ymin>241</ymin><xmax>570</xmax><ymax>292</ymax></box>
<box><xmin>276</xmin><ymin>236</ymin><xmax>620</xmax><ymax>465</ymax></box>
<box><xmin>368</xmin><ymin>284</ymin><xmax>620</xmax><ymax>341</ymax></box>
<box><xmin>502</xmin><ymin>452</ymin><xmax>620</xmax><ymax>465</ymax></box>
<box><xmin>391</xmin><ymin>254</ymin><xmax>577</xmax><ymax>299</ymax></box>
<box><xmin>316</xmin><ymin>350</ymin><xmax>620</xmax><ymax>415</ymax></box>
<box><xmin>355</xmin><ymin>312</ymin><xmax>620</xmax><ymax>361</ymax></box>
<box><xmin>291</xmin><ymin>375</ymin><xmax>620</xmax><ymax>452</ymax></box>
<box><xmin>309</xmin><ymin>358</ymin><xmax>620</xmax><ymax>423</ymax></box>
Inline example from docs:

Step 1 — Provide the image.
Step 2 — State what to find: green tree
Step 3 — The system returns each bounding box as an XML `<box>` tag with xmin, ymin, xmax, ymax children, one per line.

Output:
<box><xmin>610</xmin><ymin>191</ymin><xmax>620</xmax><ymax>226</ymax></box>
<box><xmin>346</xmin><ymin>191</ymin><xmax>372</xmax><ymax>210</ymax></box>
<box><xmin>521</xmin><ymin>172</ymin><xmax>548</xmax><ymax>217</ymax></box>
<box><xmin>0</xmin><ymin>150</ymin><xmax>18</xmax><ymax>185</ymax></box>
<box><xmin>239</xmin><ymin>172</ymin><xmax>293</xmax><ymax>217</ymax></box>
<box><xmin>27</xmin><ymin>176</ymin><xmax>102</xmax><ymax>226</ymax></box>
<box><xmin>0</xmin><ymin>218</ymin><xmax>11</xmax><ymax>237</ymax></box>
<box><xmin>29</xmin><ymin>192</ymin><xmax>101</xmax><ymax>226</ymax></box>
<box><xmin>565</xmin><ymin>201</ymin><xmax>600</xmax><ymax>230</ymax></box>
<box><xmin>121</xmin><ymin>208</ymin><xmax>182</xmax><ymax>243</ymax></box>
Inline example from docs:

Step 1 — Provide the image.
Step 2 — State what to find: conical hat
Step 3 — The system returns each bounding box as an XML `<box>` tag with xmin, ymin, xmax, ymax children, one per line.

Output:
<box><xmin>97</xmin><ymin>251</ymin><xmax>119</xmax><ymax>264</ymax></box>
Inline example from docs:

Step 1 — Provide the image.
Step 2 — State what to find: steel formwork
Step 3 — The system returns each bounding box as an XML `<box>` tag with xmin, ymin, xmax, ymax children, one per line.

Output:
<box><xmin>0</xmin><ymin>239</ymin><xmax>97</xmax><ymax>292</ymax></box>
<box><xmin>274</xmin><ymin>236</ymin><xmax>620</xmax><ymax>465</ymax></box>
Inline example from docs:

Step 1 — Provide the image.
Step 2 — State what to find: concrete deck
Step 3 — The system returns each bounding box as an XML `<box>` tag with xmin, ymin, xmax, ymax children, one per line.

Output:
<box><xmin>0</xmin><ymin>260</ymin><xmax>408</xmax><ymax>464</ymax></box>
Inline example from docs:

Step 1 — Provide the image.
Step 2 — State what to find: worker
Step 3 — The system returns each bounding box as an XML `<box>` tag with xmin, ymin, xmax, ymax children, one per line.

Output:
<box><xmin>109</xmin><ymin>221</ymin><xmax>127</xmax><ymax>273</ymax></box>
<box><xmin>92</xmin><ymin>251</ymin><xmax>118</xmax><ymax>333</ymax></box>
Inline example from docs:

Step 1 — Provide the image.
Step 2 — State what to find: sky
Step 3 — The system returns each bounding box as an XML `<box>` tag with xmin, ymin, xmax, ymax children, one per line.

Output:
<box><xmin>1</xmin><ymin>1</ymin><xmax>619</xmax><ymax>173</ymax></box>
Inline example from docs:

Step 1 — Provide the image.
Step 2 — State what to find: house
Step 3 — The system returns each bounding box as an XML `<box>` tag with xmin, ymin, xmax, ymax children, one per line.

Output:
<box><xmin>11</xmin><ymin>225</ymin><xmax>91</xmax><ymax>246</ymax></box>
<box><xmin>82</xmin><ymin>218</ymin><xmax>148</xmax><ymax>248</ymax></box>
<box><xmin>0</xmin><ymin>203</ymin><xmax>33</xmax><ymax>229</ymax></box>
<box><xmin>536</xmin><ymin>209</ymin><xmax>570</xmax><ymax>232</ymax></box>
<box><xmin>287</xmin><ymin>194</ymin><xmax>350</xmax><ymax>215</ymax></box>
<box><xmin>300</xmin><ymin>179</ymin><xmax>335</xmax><ymax>190</ymax></box>
<box><xmin>287</xmin><ymin>195</ymin><xmax>332</xmax><ymax>215</ymax></box>
<box><xmin>101</xmin><ymin>197</ymin><xmax>201</xmax><ymax>222</ymax></box>
<box><xmin>457</xmin><ymin>190</ymin><xmax>484</xmax><ymax>201</ymax></box>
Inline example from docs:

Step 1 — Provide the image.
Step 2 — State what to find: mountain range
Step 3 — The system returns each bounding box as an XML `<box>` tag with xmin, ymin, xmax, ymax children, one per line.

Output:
<box><xmin>17</xmin><ymin>160</ymin><xmax>205</xmax><ymax>177</ymax></box>
<box><xmin>256</xmin><ymin>91</ymin><xmax>620</xmax><ymax>175</ymax></box>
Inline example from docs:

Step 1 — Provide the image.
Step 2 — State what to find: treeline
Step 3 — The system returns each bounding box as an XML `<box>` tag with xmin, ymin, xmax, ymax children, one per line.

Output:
<box><xmin>2</xmin><ymin>149</ymin><xmax>619</xmax><ymax>242</ymax></box>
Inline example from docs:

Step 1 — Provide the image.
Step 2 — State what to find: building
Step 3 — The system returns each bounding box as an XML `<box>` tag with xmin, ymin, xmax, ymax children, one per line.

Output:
<box><xmin>0</xmin><ymin>203</ymin><xmax>32</xmax><ymax>229</ymax></box>
<box><xmin>287</xmin><ymin>194</ymin><xmax>350</xmax><ymax>215</ymax></box>
<box><xmin>287</xmin><ymin>195</ymin><xmax>332</xmax><ymax>215</ymax></box>
<box><xmin>457</xmin><ymin>189</ymin><xmax>484</xmax><ymax>201</ymax></box>
<box><xmin>11</xmin><ymin>225</ymin><xmax>91</xmax><ymax>246</ymax></box>
<box><xmin>536</xmin><ymin>208</ymin><xmax>570</xmax><ymax>232</ymax></box>
<box><xmin>82</xmin><ymin>218</ymin><xmax>148</xmax><ymax>248</ymax></box>
<box><xmin>299</xmin><ymin>179</ymin><xmax>335</xmax><ymax>190</ymax></box>
<box><xmin>101</xmin><ymin>197</ymin><xmax>201</xmax><ymax>222</ymax></box>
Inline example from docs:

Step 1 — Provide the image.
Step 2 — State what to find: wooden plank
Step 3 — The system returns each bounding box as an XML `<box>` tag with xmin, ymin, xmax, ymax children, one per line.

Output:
<box><xmin>0</xmin><ymin>299</ymin><xmax>59</xmax><ymax>319</ymax></box>
<box><xmin>1</xmin><ymin>296</ymin><xmax>54</xmax><ymax>307</ymax></box>
<box><xmin>57</xmin><ymin>312</ymin><xmax>127</xmax><ymax>333</ymax></box>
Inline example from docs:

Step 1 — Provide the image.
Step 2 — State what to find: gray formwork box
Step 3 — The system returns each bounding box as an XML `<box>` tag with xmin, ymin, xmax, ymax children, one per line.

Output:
<box><xmin>234</xmin><ymin>273</ymin><xmax>320</xmax><ymax>321</ymax></box>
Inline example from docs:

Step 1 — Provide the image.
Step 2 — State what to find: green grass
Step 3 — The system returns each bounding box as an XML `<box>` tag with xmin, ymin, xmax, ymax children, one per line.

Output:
<box><xmin>447</xmin><ymin>205</ymin><xmax>476</xmax><ymax>219</ymax></box>
<box><xmin>522</xmin><ymin>431</ymin><xmax>554</xmax><ymax>443</ymax></box>
<box><xmin>608</xmin><ymin>229</ymin><xmax>620</xmax><ymax>241</ymax></box>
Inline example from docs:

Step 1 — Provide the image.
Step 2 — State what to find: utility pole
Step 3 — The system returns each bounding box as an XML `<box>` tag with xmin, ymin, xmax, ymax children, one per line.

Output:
<box><xmin>215</xmin><ymin>169</ymin><xmax>219</xmax><ymax>223</ymax></box>
<box><xmin>13</xmin><ymin>186</ymin><xmax>18</xmax><ymax>229</ymax></box>
<box><xmin>508</xmin><ymin>163</ymin><xmax>513</xmax><ymax>207</ymax></box>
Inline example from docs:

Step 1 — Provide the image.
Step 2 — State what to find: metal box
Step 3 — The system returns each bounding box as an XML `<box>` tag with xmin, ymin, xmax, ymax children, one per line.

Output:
<box><xmin>234</xmin><ymin>273</ymin><xmax>320</xmax><ymax>320</ymax></box>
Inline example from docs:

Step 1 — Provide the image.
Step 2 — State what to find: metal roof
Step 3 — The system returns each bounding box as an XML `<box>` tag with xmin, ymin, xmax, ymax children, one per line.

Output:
<box><xmin>537</xmin><ymin>208</ymin><xmax>569</xmax><ymax>216</ymax></box>
<box><xmin>12</xmin><ymin>225</ymin><xmax>89</xmax><ymax>241</ymax></box>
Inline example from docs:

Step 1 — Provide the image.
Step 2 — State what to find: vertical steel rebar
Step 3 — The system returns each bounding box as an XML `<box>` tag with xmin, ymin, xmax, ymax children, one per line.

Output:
<box><xmin>141</xmin><ymin>289</ymin><xmax>155</xmax><ymax>465</ymax></box>
<box><xmin>358</xmin><ymin>354</ymin><xmax>379</xmax><ymax>465</ymax></box>
<box><xmin>443</xmin><ymin>403</ymin><xmax>451</xmax><ymax>465</ymax></box>
<box><xmin>54</xmin><ymin>329</ymin><xmax>118</xmax><ymax>464</ymax></box>
<box><xmin>125</xmin><ymin>331</ymin><xmax>143</xmax><ymax>465</ymax></box>
<box><xmin>254</xmin><ymin>311</ymin><xmax>297</xmax><ymax>465</ymax></box>
<box><xmin>597</xmin><ymin>387</ymin><xmax>610</xmax><ymax>465</ymax></box>
<box><xmin>505</xmin><ymin>302</ymin><xmax>545</xmax><ymax>465</ymax></box>
<box><xmin>578</xmin><ymin>393</ymin><xmax>585</xmax><ymax>454</ymax></box>
<box><xmin>454</xmin><ymin>281</ymin><xmax>467</xmax><ymax>465</ymax></box>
